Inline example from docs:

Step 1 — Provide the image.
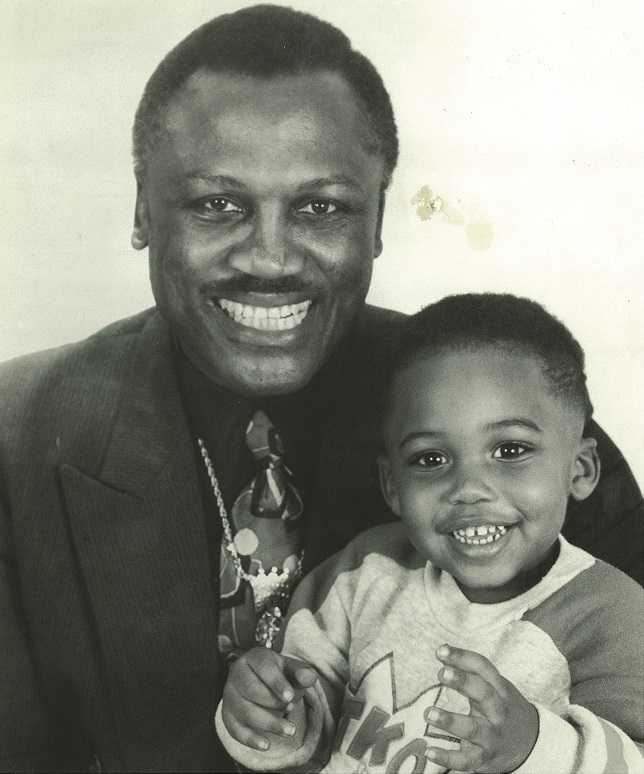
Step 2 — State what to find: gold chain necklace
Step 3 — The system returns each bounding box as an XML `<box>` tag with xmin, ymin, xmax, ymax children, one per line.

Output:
<box><xmin>197</xmin><ymin>438</ymin><xmax>303</xmax><ymax>648</ymax></box>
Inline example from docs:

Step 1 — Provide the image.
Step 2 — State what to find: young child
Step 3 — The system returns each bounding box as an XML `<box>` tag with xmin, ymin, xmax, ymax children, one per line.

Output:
<box><xmin>216</xmin><ymin>293</ymin><xmax>644</xmax><ymax>773</ymax></box>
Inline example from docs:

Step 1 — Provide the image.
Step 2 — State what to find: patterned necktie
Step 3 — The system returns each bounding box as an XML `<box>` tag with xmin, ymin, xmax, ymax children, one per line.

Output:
<box><xmin>218</xmin><ymin>410</ymin><xmax>304</xmax><ymax>657</ymax></box>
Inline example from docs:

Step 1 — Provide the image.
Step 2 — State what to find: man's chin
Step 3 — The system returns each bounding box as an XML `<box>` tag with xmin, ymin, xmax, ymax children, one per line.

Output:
<box><xmin>191</xmin><ymin>347</ymin><xmax>324</xmax><ymax>397</ymax></box>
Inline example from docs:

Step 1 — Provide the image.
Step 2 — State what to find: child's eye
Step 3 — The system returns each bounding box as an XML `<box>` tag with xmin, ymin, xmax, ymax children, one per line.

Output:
<box><xmin>411</xmin><ymin>451</ymin><xmax>449</xmax><ymax>468</ymax></box>
<box><xmin>492</xmin><ymin>442</ymin><xmax>531</xmax><ymax>460</ymax></box>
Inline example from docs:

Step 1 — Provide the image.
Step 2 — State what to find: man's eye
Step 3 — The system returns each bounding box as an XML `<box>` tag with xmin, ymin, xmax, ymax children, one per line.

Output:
<box><xmin>297</xmin><ymin>199</ymin><xmax>338</xmax><ymax>215</ymax></box>
<box><xmin>492</xmin><ymin>442</ymin><xmax>530</xmax><ymax>460</ymax></box>
<box><xmin>198</xmin><ymin>197</ymin><xmax>244</xmax><ymax>214</ymax></box>
<box><xmin>411</xmin><ymin>451</ymin><xmax>449</xmax><ymax>468</ymax></box>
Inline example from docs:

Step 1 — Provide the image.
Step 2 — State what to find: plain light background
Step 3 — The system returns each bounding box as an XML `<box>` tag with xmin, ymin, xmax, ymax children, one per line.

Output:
<box><xmin>3</xmin><ymin>0</ymin><xmax>643</xmax><ymax>486</ymax></box>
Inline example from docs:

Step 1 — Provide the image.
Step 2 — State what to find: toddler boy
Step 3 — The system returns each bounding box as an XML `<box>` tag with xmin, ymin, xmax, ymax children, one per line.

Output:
<box><xmin>217</xmin><ymin>293</ymin><xmax>644</xmax><ymax>773</ymax></box>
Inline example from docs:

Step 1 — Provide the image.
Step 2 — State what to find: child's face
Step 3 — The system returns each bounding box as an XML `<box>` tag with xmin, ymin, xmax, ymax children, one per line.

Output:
<box><xmin>379</xmin><ymin>345</ymin><xmax>598</xmax><ymax>603</ymax></box>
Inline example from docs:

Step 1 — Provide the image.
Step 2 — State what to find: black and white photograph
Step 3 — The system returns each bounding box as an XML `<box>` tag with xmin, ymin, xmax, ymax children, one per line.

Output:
<box><xmin>2</xmin><ymin>2</ymin><xmax>643</xmax><ymax>771</ymax></box>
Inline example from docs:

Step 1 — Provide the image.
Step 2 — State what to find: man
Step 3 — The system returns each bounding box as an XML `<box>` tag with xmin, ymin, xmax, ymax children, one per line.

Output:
<box><xmin>1</xmin><ymin>5</ymin><xmax>641</xmax><ymax>772</ymax></box>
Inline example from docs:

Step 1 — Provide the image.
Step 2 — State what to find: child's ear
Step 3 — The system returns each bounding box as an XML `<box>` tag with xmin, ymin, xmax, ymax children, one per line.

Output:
<box><xmin>377</xmin><ymin>454</ymin><xmax>401</xmax><ymax>517</ymax></box>
<box><xmin>570</xmin><ymin>436</ymin><xmax>601</xmax><ymax>501</ymax></box>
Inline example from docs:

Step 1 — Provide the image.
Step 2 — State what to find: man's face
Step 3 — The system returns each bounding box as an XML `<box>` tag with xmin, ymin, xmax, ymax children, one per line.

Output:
<box><xmin>380</xmin><ymin>346</ymin><xmax>597</xmax><ymax>603</ymax></box>
<box><xmin>134</xmin><ymin>70</ymin><xmax>385</xmax><ymax>396</ymax></box>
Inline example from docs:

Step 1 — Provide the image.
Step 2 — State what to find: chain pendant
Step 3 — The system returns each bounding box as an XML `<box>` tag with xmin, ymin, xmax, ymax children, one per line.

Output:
<box><xmin>198</xmin><ymin>437</ymin><xmax>304</xmax><ymax>650</ymax></box>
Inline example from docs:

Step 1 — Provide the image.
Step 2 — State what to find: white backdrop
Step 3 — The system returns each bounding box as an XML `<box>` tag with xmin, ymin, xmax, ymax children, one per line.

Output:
<box><xmin>3</xmin><ymin>0</ymin><xmax>643</xmax><ymax>486</ymax></box>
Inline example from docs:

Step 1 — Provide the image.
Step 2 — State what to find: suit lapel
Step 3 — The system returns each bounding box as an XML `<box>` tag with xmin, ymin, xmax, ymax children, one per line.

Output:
<box><xmin>59</xmin><ymin>314</ymin><xmax>219</xmax><ymax>757</ymax></box>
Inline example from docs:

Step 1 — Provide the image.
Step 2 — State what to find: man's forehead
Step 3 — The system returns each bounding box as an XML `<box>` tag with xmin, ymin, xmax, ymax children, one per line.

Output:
<box><xmin>175</xmin><ymin>68</ymin><xmax>359</xmax><ymax>112</ymax></box>
<box><xmin>149</xmin><ymin>68</ymin><xmax>385</xmax><ymax>188</ymax></box>
<box><xmin>165</xmin><ymin>70</ymin><xmax>378</xmax><ymax>147</ymax></box>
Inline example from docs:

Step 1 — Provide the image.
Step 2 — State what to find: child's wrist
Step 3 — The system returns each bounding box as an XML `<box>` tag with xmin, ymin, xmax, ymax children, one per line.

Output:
<box><xmin>507</xmin><ymin>701</ymin><xmax>540</xmax><ymax>772</ymax></box>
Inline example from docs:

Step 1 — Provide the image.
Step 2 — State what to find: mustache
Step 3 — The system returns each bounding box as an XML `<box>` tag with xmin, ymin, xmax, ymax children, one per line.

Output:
<box><xmin>203</xmin><ymin>276</ymin><xmax>316</xmax><ymax>295</ymax></box>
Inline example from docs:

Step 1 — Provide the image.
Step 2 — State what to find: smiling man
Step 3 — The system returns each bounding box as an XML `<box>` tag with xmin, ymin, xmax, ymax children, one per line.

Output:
<box><xmin>135</xmin><ymin>67</ymin><xmax>385</xmax><ymax>397</ymax></box>
<box><xmin>0</xmin><ymin>5</ymin><xmax>642</xmax><ymax>772</ymax></box>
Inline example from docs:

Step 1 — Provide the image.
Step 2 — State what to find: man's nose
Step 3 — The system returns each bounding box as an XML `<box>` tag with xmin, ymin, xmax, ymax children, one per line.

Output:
<box><xmin>229</xmin><ymin>206</ymin><xmax>304</xmax><ymax>277</ymax></box>
<box><xmin>446</xmin><ymin>461</ymin><xmax>496</xmax><ymax>505</ymax></box>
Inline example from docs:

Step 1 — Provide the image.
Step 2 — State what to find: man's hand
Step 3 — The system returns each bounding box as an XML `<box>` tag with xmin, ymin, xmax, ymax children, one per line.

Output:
<box><xmin>425</xmin><ymin>644</ymin><xmax>539</xmax><ymax>773</ymax></box>
<box><xmin>222</xmin><ymin>646</ymin><xmax>319</xmax><ymax>751</ymax></box>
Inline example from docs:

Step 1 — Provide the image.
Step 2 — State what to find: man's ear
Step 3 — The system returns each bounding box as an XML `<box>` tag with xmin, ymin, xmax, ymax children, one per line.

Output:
<box><xmin>570</xmin><ymin>436</ymin><xmax>601</xmax><ymax>501</ymax></box>
<box><xmin>131</xmin><ymin>180</ymin><xmax>149</xmax><ymax>251</ymax></box>
<box><xmin>377</xmin><ymin>454</ymin><xmax>400</xmax><ymax>516</ymax></box>
<box><xmin>374</xmin><ymin>190</ymin><xmax>386</xmax><ymax>258</ymax></box>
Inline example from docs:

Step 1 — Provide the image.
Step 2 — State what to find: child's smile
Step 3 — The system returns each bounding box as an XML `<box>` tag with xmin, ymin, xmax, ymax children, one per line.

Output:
<box><xmin>451</xmin><ymin>523</ymin><xmax>507</xmax><ymax>546</ymax></box>
<box><xmin>379</xmin><ymin>344</ymin><xmax>598</xmax><ymax>603</ymax></box>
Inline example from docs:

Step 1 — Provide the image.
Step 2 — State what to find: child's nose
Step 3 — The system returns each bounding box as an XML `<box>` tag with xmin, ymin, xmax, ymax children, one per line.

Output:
<box><xmin>446</xmin><ymin>463</ymin><xmax>496</xmax><ymax>505</ymax></box>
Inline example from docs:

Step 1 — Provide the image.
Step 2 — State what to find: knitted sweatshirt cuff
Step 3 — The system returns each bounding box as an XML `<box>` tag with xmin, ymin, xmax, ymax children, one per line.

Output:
<box><xmin>512</xmin><ymin>702</ymin><xmax>578</xmax><ymax>774</ymax></box>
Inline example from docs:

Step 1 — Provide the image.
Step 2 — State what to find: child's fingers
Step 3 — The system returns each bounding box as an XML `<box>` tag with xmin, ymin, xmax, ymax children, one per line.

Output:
<box><xmin>222</xmin><ymin>707</ymin><xmax>281</xmax><ymax>752</ymax></box>
<box><xmin>425</xmin><ymin>706</ymin><xmax>490</xmax><ymax>749</ymax></box>
<box><xmin>223</xmin><ymin>713</ymin><xmax>271</xmax><ymax>752</ymax></box>
<box><xmin>438</xmin><ymin>663</ymin><xmax>503</xmax><ymax>724</ymax></box>
<box><xmin>426</xmin><ymin>739</ymin><xmax>484</xmax><ymax>772</ymax></box>
<box><xmin>246</xmin><ymin>650</ymin><xmax>299</xmax><ymax>704</ymax></box>
<box><xmin>228</xmin><ymin>655</ymin><xmax>289</xmax><ymax>710</ymax></box>
<box><xmin>223</xmin><ymin>683</ymin><xmax>297</xmax><ymax>746</ymax></box>
<box><xmin>436</xmin><ymin>644</ymin><xmax>505</xmax><ymax>722</ymax></box>
<box><xmin>283</xmin><ymin>656</ymin><xmax>319</xmax><ymax>689</ymax></box>
<box><xmin>436</xmin><ymin>644</ymin><xmax>503</xmax><ymax>691</ymax></box>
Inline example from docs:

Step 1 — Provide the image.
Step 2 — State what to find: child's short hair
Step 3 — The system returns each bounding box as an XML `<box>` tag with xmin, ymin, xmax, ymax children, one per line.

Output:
<box><xmin>389</xmin><ymin>293</ymin><xmax>593</xmax><ymax>424</ymax></box>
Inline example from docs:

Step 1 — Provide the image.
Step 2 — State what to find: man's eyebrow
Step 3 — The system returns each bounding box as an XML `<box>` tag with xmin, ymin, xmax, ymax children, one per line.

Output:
<box><xmin>184</xmin><ymin>172</ymin><xmax>248</xmax><ymax>189</ymax></box>
<box><xmin>182</xmin><ymin>173</ymin><xmax>365</xmax><ymax>195</ymax></box>
<box><xmin>296</xmin><ymin>176</ymin><xmax>366</xmax><ymax>194</ymax></box>
<box><xmin>483</xmin><ymin>418</ymin><xmax>542</xmax><ymax>433</ymax></box>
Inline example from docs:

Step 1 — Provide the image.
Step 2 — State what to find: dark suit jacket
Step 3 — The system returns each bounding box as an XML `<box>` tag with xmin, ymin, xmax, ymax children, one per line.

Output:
<box><xmin>0</xmin><ymin>306</ymin><xmax>642</xmax><ymax>772</ymax></box>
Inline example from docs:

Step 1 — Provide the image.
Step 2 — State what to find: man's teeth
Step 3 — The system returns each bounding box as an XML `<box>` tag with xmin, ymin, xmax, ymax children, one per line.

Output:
<box><xmin>452</xmin><ymin>524</ymin><xmax>508</xmax><ymax>545</ymax></box>
<box><xmin>218</xmin><ymin>299</ymin><xmax>311</xmax><ymax>330</ymax></box>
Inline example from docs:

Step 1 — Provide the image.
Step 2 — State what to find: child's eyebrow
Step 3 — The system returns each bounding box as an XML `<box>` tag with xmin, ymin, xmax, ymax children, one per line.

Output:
<box><xmin>483</xmin><ymin>418</ymin><xmax>542</xmax><ymax>432</ymax></box>
<box><xmin>398</xmin><ymin>430</ymin><xmax>444</xmax><ymax>449</ymax></box>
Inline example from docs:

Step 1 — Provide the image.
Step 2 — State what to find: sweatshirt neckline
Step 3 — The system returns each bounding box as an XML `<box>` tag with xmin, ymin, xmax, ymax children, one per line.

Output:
<box><xmin>423</xmin><ymin>536</ymin><xmax>595</xmax><ymax>634</ymax></box>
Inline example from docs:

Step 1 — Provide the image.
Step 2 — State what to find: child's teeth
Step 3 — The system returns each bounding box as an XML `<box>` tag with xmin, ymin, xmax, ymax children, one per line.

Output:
<box><xmin>452</xmin><ymin>524</ymin><xmax>508</xmax><ymax>545</ymax></box>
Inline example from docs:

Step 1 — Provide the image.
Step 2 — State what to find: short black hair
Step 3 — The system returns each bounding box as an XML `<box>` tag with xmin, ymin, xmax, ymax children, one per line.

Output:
<box><xmin>132</xmin><ymin>4</ymin><xmax>398</xmax><ymax>187</ymax></box>
<box><xmin>388</xmin><ymin>293</ymin><xmax>593</xmax><ymax>424</ymax></box>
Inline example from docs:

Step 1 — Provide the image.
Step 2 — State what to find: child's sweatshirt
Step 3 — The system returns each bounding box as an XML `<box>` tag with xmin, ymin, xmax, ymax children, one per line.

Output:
<box><xmin>217</xmin><ymin>525</ymin><xmax>644</xmax><ymax>773</ymax></box>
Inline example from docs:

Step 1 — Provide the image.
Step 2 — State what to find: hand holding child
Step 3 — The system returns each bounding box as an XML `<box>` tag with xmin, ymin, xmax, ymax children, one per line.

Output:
<box><xmin>222</xmin><ymin>646</ymin><xmax>319</xmax><ymax>751</ymax></box>
<box><xmin>425</xmin><ymin>644</ymin><xmax>539</xmax><ymax>773</ymax></box>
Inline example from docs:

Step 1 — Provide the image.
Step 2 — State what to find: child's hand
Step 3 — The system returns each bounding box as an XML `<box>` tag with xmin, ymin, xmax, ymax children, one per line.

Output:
<box><xmin>221</xmin><ymin>646</ymin><xmax>319</xmax><ymax>751</ymax></box>
<box><xmin>425</xmin><ymin>644</ymin><xmax>539</xmax><ymax>773</ymax></box>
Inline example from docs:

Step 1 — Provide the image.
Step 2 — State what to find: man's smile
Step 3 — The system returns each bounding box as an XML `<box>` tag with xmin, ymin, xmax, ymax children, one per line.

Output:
<box><xmin>217</xmin><ymin>298</ymin><xmax>312</xmax><ymax>331</ymax></box>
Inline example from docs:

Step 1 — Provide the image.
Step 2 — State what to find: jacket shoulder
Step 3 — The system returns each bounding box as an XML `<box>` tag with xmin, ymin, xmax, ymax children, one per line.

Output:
<box><xmin>347</xmin><ymin>304</ymin><xmax>406</xmax><ymax>384</ymax></box>
<box><xmin>0</xmin><ymin>310</ymin><xmax>153</xmax><ymax>391</ymax></box>
<box><xmin>0</xmin><ymin>309</ymin><xmax>157</xmax><ymax>445</ymax></box>
<box><xmin>360</xmin><ymin>304</ymin><xmax>406</xmax><ymax>340</ymax></box>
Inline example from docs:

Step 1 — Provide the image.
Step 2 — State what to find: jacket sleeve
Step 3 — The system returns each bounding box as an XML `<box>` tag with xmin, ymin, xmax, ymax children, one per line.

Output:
<box><xmin>0</xmin><ymin>493</ymin><xmax>63</xmax><ymax>771</ymax></box>
<box><xmin>216</xmin><ymin>543</ymin><xmax>362</xmax><ymax>772</ymax></box>
<box><xmin>515</xmin><ymin>569</ymin><xmax>644</xmax><ymax>774</ymax></box>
